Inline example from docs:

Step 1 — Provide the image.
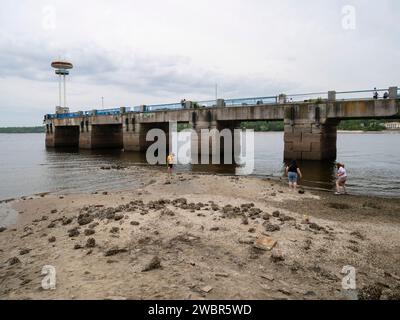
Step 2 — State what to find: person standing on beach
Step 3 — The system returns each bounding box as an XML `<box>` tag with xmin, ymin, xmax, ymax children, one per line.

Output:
<box><xmin>285</xmin><ymin>160</ymin><xmax>303</xmax><ymax>190</ymax></box>
<box><xmin>335</xmin><ymin>163</ymin><xmax>348</xmax><ymax>195</ymax></box>
<box><xmin>167</xmin><ymin>153</ymin><xmax>174</xmax><ymax>177</ymax></box>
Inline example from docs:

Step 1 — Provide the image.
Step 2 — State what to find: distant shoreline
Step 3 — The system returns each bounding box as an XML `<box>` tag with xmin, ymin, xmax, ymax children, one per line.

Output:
<box><xmin>0</xmin><ymin>127</ymin><xmax>44</xmax><ymax>134</ymax></box>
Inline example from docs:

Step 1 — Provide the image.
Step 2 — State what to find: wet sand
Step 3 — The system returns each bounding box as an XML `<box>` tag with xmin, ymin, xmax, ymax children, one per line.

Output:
<box><xmin>0</xmin><ymin>168</ymin><xmax>399</xmax><ymax>300</ymax></box>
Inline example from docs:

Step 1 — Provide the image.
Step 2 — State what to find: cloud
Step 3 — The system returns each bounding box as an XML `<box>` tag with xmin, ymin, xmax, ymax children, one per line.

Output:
<box><xmin>0</xmin><ymin>0</ymin><xmax>399</xmax><ymax>126</ymax></box>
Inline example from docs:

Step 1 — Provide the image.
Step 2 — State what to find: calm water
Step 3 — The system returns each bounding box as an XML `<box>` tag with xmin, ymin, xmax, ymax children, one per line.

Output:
<box><xmin>0</xmin><ymin>132</ymin><xmax>399</xmax><ymax>202</ymax></box>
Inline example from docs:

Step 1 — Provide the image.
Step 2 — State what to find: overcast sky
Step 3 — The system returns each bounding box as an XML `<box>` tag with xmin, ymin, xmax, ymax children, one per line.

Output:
<box><xmin>0</xmin><ymin>0</ymin><xmax>399</xmax><ymax>126</ymax></box>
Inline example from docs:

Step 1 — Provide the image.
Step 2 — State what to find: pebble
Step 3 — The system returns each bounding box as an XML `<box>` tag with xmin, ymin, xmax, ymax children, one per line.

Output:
<box><xmin>142</xmin><ymin>256</ymin><xmax>162</xmax><ymax>272</ymax></box>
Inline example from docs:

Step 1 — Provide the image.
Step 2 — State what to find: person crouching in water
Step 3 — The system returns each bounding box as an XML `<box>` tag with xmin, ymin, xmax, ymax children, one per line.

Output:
<box><xmin>335</xmin><ymin>163</ymin><xmax>348</xmax><ymax>195</ymax></box>
<box><xmin>167</xmin><ymin>153</ymin><xmax>174</xmax><ymax>177</ymax></box>
<box><xmin>285</xmin><ymin>160</ymin><xmax>303</xmax><ymax>190</ymax></box>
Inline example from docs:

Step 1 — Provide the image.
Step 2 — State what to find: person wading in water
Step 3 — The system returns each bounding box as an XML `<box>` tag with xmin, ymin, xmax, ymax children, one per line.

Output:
<box><xmin>285</xmin><ymin>160</ymin><xmax>303</xmax><ymax>190</ymax></box>
<box><xmin>335</xmin><ymin>163</ymin><xmax>348</xmax><ymax>195</ymax></box>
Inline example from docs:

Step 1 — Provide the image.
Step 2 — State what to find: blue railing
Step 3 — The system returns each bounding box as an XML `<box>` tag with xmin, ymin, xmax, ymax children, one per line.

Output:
<box><xmin>95</xmin><ymin>108</ymin><xmax>120</xmax><ymax>116</ymax></box>
<box><xmin>55</xmin><ymin>112</ymin><xmax>82</xmax><ymax>119</ymax></box>
<box><xmin>197</xmin><ymin>100</ymin><xmax>216</xmax><ymax>108</ymax></box>
<box><xmin>45</xmin><ymin>87</ymin><xmax>399</xmax><ymax>120</ymax></box>
<box><xmin>285</xmin><ymin>92</ymin><xmax>327</xmax><ymax>102</ymax></box>
<box><xmin>126</xmin><ymin>106</ymin><xmax>141</xmax><ymax>112</ymax></box>
<box><xmin>225</xmin><ymin>96</ymin><xmax>277</xmax><ymax>107</ymax></box>
<box><xmin>146</xmin><ymin>102</ymin><xmax>183</xmax><ymax>112</ymax></box>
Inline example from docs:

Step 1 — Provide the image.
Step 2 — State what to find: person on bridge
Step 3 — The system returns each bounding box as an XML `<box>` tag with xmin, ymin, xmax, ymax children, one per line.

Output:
<box><xmin>285</xmin><ymin>160</ymin><xmax>303</xmax><ymax>191</ymax></box>
<box><xmin>335</xmin><ymin>163</ymin><xmax>348</xmax><ymax>195</ymax></box>
<box><xmin>167</xmin><ymin>153</ymin><xmax>175</xmax><ymax>177</ymax></box>
<box><xmin>373</xmin><ymin>88</ymin><xmax>379</xmax><ymax>99</ymax></box>
<box><xmin>383</xmin><ymin>92</ymin><xmax>389</xmax><ymax>99</ymax></box>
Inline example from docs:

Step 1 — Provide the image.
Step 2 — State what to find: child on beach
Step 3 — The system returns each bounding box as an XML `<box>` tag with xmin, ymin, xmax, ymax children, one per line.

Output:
<box><xmin>285</xmin><ymin>160</ymin><xmax>303</xmax><ymax>190</ymax></box>
<box><xmin>335</xmin><ymin>163</ymin><xmax>348</xmax><ymax>195</ymax></box>
<box><xmin>167</xmin><ymin>153</ymin><xmax>174</xmax><ymax>177</ymax></box>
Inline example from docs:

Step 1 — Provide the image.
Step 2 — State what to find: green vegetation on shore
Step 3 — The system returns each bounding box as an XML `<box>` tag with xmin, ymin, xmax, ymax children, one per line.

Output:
<box><xmin>0</xmin><ymin>127</ymin><xmax>44</xmax><ymax>133</ymax></box>
<box><xmin>241</xmin><ymin>121</ymin><xmax>284</xmax><ymax>132</ymax></box>
<box><xmin>338</xmin><ymin>120</ymin><xmax>386</xmax><ymax>131</ymax></box>
<box><xmin>243</xmin><ymin>120</ymin><xmax>392</xmax><ymax>132</ymax></box>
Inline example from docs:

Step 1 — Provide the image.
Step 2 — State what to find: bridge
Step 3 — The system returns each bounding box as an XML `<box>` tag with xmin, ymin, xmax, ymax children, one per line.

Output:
<box><xmin>44</xmin><ymin>87</ymin><xmax>400</xmax><ymax>161</ymax></box>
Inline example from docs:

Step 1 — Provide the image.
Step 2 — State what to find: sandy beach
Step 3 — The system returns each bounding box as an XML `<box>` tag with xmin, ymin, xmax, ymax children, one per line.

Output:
<box><xmin>0</xmin><ymin>167</ymin><xmax>400</xmax><ymax>300</ymax></box>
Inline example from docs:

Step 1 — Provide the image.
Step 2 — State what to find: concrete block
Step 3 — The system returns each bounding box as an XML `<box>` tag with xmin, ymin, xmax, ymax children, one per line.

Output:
<box><xmin>284</xmin><ymin>150</ymin><xmax>302</xmax><ymax>160</ymax></box>
<box><xmin>389</xmin><ymin>87</ymin><xmax>398</xmax><ymax>99</ymax></box>
<box><xmin>216</xmin><ymin>99</ymin><xmax>225</xmax><ymax>108</ymax></box>
<box><xmin>301</xmin><ymin>151</ymin><xmax>323</xmax><ymax>161</ymax></box>
<box><xmin>293</xmin><ymin>125</ymin><xmax>312</xmax><ymax>134</ymax></box>
<box><xmin>302</xmin><ymin>133</ymin><xmax>323</xmax><ymax>143</ymax></box>
<box><xmin>292</xmin><ymin>142</ymin><xmax>312</xmax><ymax>153</ymax></box>
<box><xmin>328</xmin><ymin>91</ymin><xmax>336</xmax><ymax>101</ymax></box>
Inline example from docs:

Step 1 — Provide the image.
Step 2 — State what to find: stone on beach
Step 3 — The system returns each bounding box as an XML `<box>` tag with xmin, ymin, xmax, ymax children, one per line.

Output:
<box><xmin>104</xmin><ymin>247</ymin><xmax>128</xmax><ymax>257</ymax></box>
<box><xmin>142</xmin><ymin>256</ymin><xmax>162</xmax><ymax>272</ymax></box>
<box><xmin>253</xmin><ymin>236</ymin><xmax>277</xmax><ymax>251</ymax></box>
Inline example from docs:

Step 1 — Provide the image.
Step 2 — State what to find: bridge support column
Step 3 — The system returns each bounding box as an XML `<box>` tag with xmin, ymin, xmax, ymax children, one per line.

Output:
<box><xmin>123</xmin><ymin>118</ymin><xmax>170</xmax><ymax>152</ymax></box>
<box><xmin>79</xmin><ymin>123</ymin><xmax>123</xmax><ymax>149</ymax></box>
<box><xmin>122</xmin><ymin>115</ymin><xmax>147</xmax><ymax>151</ymax></box>
<box><xmin>190</xmin><ymin>109</ymin><xmax>240</xmax><ymax>164</ymax></box>
<box><xmin>284</xmin><ymin>124</ymin><xmax>337</xmax><ymax>160</ymax></box>
<box><xmin>79</xmin><ymin>120</ymin><xmax>91</xmax><ymax>149</ymax></box>
<box><xmin>46</xmin><ymin>125</ymin><xmax>80</xmax><ymax>148</ymax></box>
<box><xmin>284</xmin><ymin>105</ymin><xmax>338</xmax><ymax>161</ymax></box>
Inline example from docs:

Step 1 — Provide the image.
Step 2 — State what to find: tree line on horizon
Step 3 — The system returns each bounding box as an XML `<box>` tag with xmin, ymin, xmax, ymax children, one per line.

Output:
<box><xmin>0</xmin><ymin>127</ymin><xmax>45</xmax><ymax>133</ymax></box>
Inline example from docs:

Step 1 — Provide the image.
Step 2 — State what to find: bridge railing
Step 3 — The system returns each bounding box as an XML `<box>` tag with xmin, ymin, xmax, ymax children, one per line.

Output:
<box><xmin>126</xmin><ymin>106</ymin><xmax>141</xmax><ymax>112</ymax></box>
<box><xmin>145</xmin><ymin>102</ymin><xmax>183</xmax><ymax>112</ymax></box>
<box><xmin>224</xmin><ymin>96</ymin><xmax>278</xmax><ymax>107</ymax></box>
<box><xmin>196</xmin><ymin>100</ymin><xmax>216</xmax><ymax>108</ymax></box>
<box><xmin>285</xmin><ymin>92</ymin><xmax>327</xmax><ymax>103</ymax></box>
<box><xmin>44</xmin><ymin>87</ymin><xmax>399</xmax><ymax>120</ymax></box>
<box><xmin>95</xmin><ymin>108</ymin><xmax>120</xmax><ymax>116</ymax></box>
<box><xmin>336</xmin><ymin>88</ymin><xmax>389</xmax><ymax>101</ymax></box>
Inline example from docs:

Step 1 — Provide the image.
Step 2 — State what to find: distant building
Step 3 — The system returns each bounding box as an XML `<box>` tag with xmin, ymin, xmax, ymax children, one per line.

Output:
<box><xmin>385</xmin><ymin>122</ymin><xmax>400</xmax><ymax>130</ymax></box>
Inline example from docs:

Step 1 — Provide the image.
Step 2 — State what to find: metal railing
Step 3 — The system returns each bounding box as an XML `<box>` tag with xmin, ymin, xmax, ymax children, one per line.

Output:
<box><xmin>196</xmin><ymin>100</ymin><xmax>216</xmax><ymax>108</ymax></box>
<box><xmin>285</xmin><ymin>92</ymin><xmax>327</xmax><ymax>102</ymax></box>
<box><xmin>45</xmin><ymin>86</ymin><xmax>399</xmax><ymax>120</ymax></box>
<box><xmin>95</xmin><ymin>108</ymin><xmax>120</xmax><ymax>116</ymax></box>
<box><xmin>146</xmin><ymin>102</ymin><xmax>183</xmax><ymax>112</ymax></box>
<box><xmin>225</xmin><ymin>96</ymin><xmax>278</xmax><ymax>107</ymax></box>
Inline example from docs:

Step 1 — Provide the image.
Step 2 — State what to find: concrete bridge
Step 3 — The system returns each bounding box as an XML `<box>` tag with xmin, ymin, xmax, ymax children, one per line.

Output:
<box><xmin>44</xmin><ymin>87</ymin><xmax>400</xmax><ymax>161</ymax></box>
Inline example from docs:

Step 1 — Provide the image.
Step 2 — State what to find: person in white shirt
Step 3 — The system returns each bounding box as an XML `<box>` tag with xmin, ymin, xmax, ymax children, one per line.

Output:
<box><xmin>335</xmin><ymin>163</ymin><xmax>348</xmax><ymax>195</ymax></box>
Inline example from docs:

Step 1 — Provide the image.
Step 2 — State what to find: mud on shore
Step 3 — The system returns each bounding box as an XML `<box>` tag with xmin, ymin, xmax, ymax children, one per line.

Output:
<box><xmin>0</xmin><ymin>169</ymin><xmax>399</xmax><ymax>300</ymax></box>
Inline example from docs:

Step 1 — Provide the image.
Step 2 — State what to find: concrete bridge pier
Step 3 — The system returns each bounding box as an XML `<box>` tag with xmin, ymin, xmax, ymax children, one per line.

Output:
<box><xmin>46</xmin><ymin>125</ymin><xmax>80</xmax><ymax>148</ymax></box>
<box><xmin>78</xmin><ymin>118</ymin><xmax>91</xmax><ymax>149</ymax></box>
<box><xmin>190</xmin><ymin>109</ymin><xmax>241</xmax><ymax>163</ymax></box>
<box><xmin>122</xmin><ymin>115</ymin><xmax>147</xmax><ymax>151</ymax></box>
<box><xmin>122</xmin><ymin>114</ymin><xmax>171</xmax><ymax>152</ymax></box>
<box><xmin>284</xmin><ymin>104</ymin><xmax>338</xmax><ymax>161</ymax></box>
<box><xmin>78</xmin><ymin>118</ymin><xmax>123</xmax><ymax>149</ymax></box>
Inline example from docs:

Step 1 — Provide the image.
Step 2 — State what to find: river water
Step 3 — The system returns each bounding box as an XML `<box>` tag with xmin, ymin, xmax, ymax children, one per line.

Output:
<box><xmin>0</xmin><ymin>132</ymin><xmax>399</xmax><ymax>202</ymax></box>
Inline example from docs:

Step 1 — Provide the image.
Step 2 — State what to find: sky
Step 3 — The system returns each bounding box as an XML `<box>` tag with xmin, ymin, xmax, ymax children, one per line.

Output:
<box><xmin>0</xmin><ymin>0</ymin><xmax>399</xmax><ymax>126</ymax></box>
